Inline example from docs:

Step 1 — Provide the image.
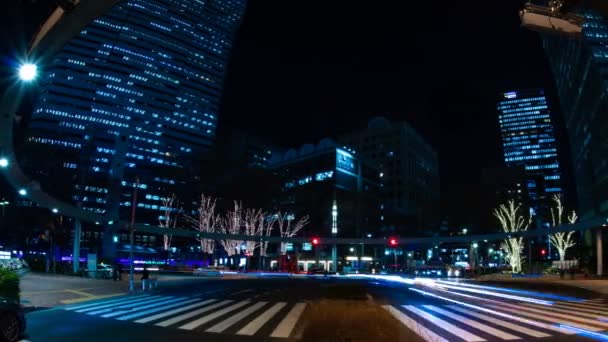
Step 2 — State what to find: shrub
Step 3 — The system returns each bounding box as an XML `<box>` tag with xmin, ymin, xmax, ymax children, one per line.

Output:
<box><xmin>0</xmin><ymin>268</ymin><xmax>20</xmax><ymax>303</ymax></box>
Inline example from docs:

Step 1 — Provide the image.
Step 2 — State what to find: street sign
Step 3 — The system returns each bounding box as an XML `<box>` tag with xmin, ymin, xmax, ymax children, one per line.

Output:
<box><xmin>285</xmin><ymin>243</ymin><xmax>294</xmax><ymax>252</ymax></box>
<box><xmin>302</xmin><ymin>242</ymin><xmax>312</xmax><ymax>251</ymax></box>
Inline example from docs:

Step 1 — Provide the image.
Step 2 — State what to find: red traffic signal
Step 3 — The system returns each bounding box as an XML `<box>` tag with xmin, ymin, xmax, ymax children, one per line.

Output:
<box><xmin>388</xmin><ymin>237</ymin><xmax>398</xmax><ymax>246</ymax></box>
<box><xmin>541</xmin><ymin>249</ymin><xmax>546</xmax><ymax>256</ymax></box>
<box><xmin>311</xmin><ymin>237</ymin><xmax>320</xmax><ymax>246</ymax></box>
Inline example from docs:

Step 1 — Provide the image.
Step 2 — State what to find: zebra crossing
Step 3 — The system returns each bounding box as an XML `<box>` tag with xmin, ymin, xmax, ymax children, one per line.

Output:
<box><xmin>62</xmin><ymin>294</ymin><xmax>307</xmax><ymax>338</ymax></box>
<box><xmin>384</xmin><ymin>297</ymin><xmax>608</xmax><ymax>341</ymax></box>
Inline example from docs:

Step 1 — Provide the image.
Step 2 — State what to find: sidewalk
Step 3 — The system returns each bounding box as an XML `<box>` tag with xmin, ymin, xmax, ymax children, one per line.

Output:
<box><xmin>476</xmin><ymin>273</ymin><xmax>608</xmax><ymax>295</ymax></box>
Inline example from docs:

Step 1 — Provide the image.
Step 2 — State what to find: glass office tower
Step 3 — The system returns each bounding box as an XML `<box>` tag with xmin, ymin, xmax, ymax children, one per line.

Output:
<box><xmin>24</xmin><ymin>0</ymin><xmax>246</xmax><ymax>220</ymax></box>
<box><xmin>497</xmin><ymin>89</ymin><xmax>562</xmax><ymax>214</ymax></box>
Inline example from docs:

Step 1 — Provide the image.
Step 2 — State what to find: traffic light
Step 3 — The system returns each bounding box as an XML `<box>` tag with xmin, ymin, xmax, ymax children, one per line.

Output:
<box><xmin>311</xmin><ymin>237</ymin><xmax>320</xmax><ymax>246</ymax></box>
<box><xmin>540</xmin><ymin>248</ymin><xmax>546</xmax><ymax>256</ymax></box>
<box><xmin>388</xmin><ymin>237</ymin><xmax>398</xmax><ymax>247</ymax></box>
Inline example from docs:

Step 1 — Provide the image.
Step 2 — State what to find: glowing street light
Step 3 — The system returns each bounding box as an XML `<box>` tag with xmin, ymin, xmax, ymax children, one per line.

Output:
<box><xmin>0</xmin><ymin>158</ymin><xmax>8</xmax><ymax>168</ymax></box>
<box><xmin>472</xmin><ymin>243</ymin><xmax>478</xmax><ymax>249</ymax></box>
<box><xmin>18</xmin><ymin>188</ymin><xmax>27</xmax><ymax>196</ymax></box>
<box><xmin>18</xmin><ymin>63</ymin><xmax>38</xmax><ymax>81</ymax></box>
<box><xmin>51</xmin><ymin>208</ymin><xmax>59</xmax><ymax>214</ymax></box>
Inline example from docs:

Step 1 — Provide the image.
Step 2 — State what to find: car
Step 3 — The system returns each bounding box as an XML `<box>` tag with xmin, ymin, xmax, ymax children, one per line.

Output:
<box><xmin>96</xmin><ymin>264</ymin><xmax>113</xmax><ymax>279</ymax></box>
<box><xmin>193</xmin><ymin>267</ymin><xmax>222</xmax><ymax>277</ymax></box>
<box><xmin>0</xmin><ymin>298</ymin><xmax>25</xmax><ymax>342</ymax></box>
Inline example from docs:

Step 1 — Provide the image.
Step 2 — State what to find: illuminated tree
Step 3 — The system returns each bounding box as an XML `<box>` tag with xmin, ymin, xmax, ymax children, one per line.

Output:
<box><xmin>218</xmin><ymin>201</ymin><xmax>244</xmax><ymax>257</ymax></box>
<box><xmin>185</xmin><ymin>194</ymin><xmax>220</xmax><ymax>255</ymax></box>
<box><xmin>243</xmin><ymin>208</ymin><xmax>263</xmax><ymax>256</ymax></box>
<box><xmin>494</xmin><ymin>200</ymin><xmax>531</xmax><ymax>273</ymax></box>
<box><xmin>276</xmin><ymin>212</ymin><xmax>309</xmax><ymax>254</ymax></box>
<box><xmin>159</xmin><ymin>194</ymin><xmax>180</xmax><ymax>251</ymax></box>
<box><xmin>549</xmin><ymin>194</ymin><xmax>577</xmax><ymax>262</ymax></box>
<box><xmin>259</xmin><ymin>214</ymin><xmax>277</xmax><ymax>258</ymax></box>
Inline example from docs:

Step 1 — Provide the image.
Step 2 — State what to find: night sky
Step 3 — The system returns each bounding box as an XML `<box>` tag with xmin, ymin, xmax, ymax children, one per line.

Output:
<box><xmin>220</xmin><ymin>0</ymin><xmax>572</xmax><ymax>226</ymax></box>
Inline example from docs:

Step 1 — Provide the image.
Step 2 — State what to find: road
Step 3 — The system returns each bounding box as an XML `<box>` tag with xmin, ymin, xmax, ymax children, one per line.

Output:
<box><xmin>24</xmin><ymin>275</ymin><xmax>607</xmax><ymax>341</ymax></box>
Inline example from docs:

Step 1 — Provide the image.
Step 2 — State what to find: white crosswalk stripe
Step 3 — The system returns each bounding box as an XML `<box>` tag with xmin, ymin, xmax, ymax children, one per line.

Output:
<box><xmin>423</xmin><ymin>305</ymin><xmax>520</xmax><ymax>340</ymax></box>
<box><xmin>236</xmin><ymin>302</ymin><xmax>287</xmax><ymax>336</ymax></box>
<box><xmin>270</xmin><ymin>302</ymin><xmax>307</xmax><ymax>338</ymax></box>
<box><xmin>402</xmin><ymin>305</ymin><xmax>486</xmax><ymax>342</ymax></box>
<box><xmin>385</xmin><ymin>294</ymin><xmax>608</xmax><ymax>342</ymax></box>
<box><xmin>63</xmin><ymin>296</ymin><xmax>308</xmax><ymax>339</ymax></box>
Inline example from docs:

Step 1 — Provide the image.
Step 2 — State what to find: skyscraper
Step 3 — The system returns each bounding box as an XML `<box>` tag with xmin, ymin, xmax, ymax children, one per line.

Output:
<box><xmin>541</xmin><ymin>12</ymin><xmax>608</xmax><ymax>219</ymax></box>
<box><xmin>23</xmin><ymin>0</ymin><xmax>247</xmax><ymax>221</ymax></box>
<box><xmin>496</xmin><ymin>89</ymin><xmax>562</xmax><ymax>214</ymax></box>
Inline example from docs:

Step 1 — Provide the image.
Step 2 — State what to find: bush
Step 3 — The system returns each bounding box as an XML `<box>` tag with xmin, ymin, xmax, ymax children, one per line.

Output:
<box><xmin>0</xmin><ymin>268</ymin><xmax>20</xmax><ymax>303</ymax></box>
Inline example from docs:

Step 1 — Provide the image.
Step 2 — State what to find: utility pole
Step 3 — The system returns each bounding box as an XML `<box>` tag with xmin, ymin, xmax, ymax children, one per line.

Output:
<box><xmin>129</xmin><ymin>177</ymin><xmax>139</xmax><ymax>292</ymax></box>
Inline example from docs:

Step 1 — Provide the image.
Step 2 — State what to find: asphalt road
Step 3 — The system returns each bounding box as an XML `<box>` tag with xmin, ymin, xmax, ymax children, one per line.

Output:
<box><xmin>24</xmin><ymin>275</ymin><xmax>607</xmax><ymax>342</ymax></box>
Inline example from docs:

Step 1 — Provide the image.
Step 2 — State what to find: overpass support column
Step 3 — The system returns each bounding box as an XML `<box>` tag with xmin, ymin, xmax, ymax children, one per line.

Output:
<box><xmin>72</xmin><ymin>218</ymin><xmax>81</xmax><ymax>274</ymax></box>
<box><xmin>597</xmin><ymin>229</ymin><xmax>603</xmax><ymax>276</ymax></box>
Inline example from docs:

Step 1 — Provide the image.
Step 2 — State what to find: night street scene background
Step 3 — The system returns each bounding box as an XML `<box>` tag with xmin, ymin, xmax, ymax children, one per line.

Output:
<box><xmin>1</xmin><ymin>0</ymin><xmax>608</xmax><ymax>341</ymax></box>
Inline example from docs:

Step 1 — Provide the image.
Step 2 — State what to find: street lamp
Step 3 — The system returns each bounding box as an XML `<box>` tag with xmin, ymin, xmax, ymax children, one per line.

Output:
<box><xmin>18</xmin><ymin>189</ymin><xmax>27</xmax><ymax>196</ymax></box>
<box><xmin>18</xmin><ymin>63</ymin><xmax>38</xmax><ymax>82</ymax></box>
<box><xmin>51</xmin><ymin>208</ymin><xmax>58</xmax><ymax>214</ymax></box>
<box><xmin>0</xmin><ymin>158</ymin><xmax>8</xmax><ymax>168</ymax></box>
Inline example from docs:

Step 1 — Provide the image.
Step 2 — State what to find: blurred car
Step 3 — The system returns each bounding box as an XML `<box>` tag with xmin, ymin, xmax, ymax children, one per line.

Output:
<box><xmin>0</xmin><ymin>298</ymin><xmax>25</xmax><ymax>342</ymax></box>
<box><xmin>193</xmin><ymin>268</ymin><xmax>222</xmax><ymax>277</ymax></box>
<box><xmin>96</xmin><ymin>264</ymin><xmax>113</xmax><ymax>279</ymax></box>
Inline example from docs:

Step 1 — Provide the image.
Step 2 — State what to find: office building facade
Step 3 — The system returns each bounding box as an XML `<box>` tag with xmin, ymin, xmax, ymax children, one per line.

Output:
<box><xmin>23</xmin><ymin>0</ymin><xmax>247</xmax><ymax>222</ymax></box>
<box><xmin>497</xmin><ymin>89</ymin><xmax>562</xmax><ymax>215</ymax></box>
<box><xmin>338</xmin><ymin>117</ymin><xmax>439</xmax><ymax>233</ymax></box>
<box><xmin>542</xmin><ymin>12</ymin><xmax>608</xmax><ymax>219</ymax></box>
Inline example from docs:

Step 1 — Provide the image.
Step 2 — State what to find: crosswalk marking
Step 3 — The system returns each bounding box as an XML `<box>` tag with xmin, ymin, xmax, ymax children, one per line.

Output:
<box><xmin>402</xmin><ymin>305</ymin><xmax>486</xmax><ymax>342</ymax></box>
<box><xmin>66</xmin><ymin>295</ymin><xmax>148</xmax><ymax>311</ymax></box>
<box><xmin>135</xmin><ymin>299</ymin><xmax>217</xmax><ymax>323</ymax></box>
<box><xmin>487</xmin><ymin>304</ymin><xmax>603</xmax><ymax>332</ymax></box>
<box><xmin>155</xmin><ymin>300</ymin><xmax>233</xmax><ymax>327</ymax></box>
<box><xmin>552</xmin><ymin>303</ymin><xmax>608</xmax><ymax>315</ymax></box>
<box><xmin>86</xmin><ymin>296</ymin><xmax>169</xmax><ymax>315</ymax></box>
<box><xmin>556</xmin><ymin>301</ymin><xmax>608</xmax><ymax>310</ymax></box>
<box><xmin>522</xmin><ymin>302</ymin><xmax>608</xmax><ymax>320</ymax></box>
<box><xmin>495</xmin><ymin>302</ymin><xmax>608</xmax><ymax>329</ymax></box>
<box><xmin>179</xmin><ymin>300</ymin><xmax>251</xmax><ymax>330</ymax></box>
<box><xmin>101</xmin><ymin>297</ymin><xmax>188</xmax><ymax>318</ymax></box>
<box><xmin>446</xmin><ymin>305</ymin><xmax>550</xmax><ymax>338</ymax></box>
<box><xmin>270</xmin><ymin>302</ymin><xmax>307</xmax><ymax>338</ymax></box>
<box><xmin>76</xmin><ymin>296</ymin><xmax>163</xmax><ymax>313</ymax></box>
<box><xmin>206</xmin><ymin>301</ymin><xmax>267</xmax><ymax>333</ymax></box>
<box><xmin>236</xmin><ymin>302</ymin><xmax>287</xmax><ymax>336</ymax></box>
<box><xmin>116</xmin><ymin>298</ymin><xmax>201</xmax><ymax>321</ymax></box>
<box><xmin>424</xmin><ymin>305</ymin><xmax>520</xmax><ymax>340</ymax></box>
<box><xmin>382</xmin><ymin>305</ymin><xmax>448</xmax><ymax>342</ymax></box>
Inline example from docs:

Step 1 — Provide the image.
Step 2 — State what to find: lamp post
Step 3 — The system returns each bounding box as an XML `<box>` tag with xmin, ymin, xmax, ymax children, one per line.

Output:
<box><xmin>0</xmin><ymin>200</ymin><xmax>8</xmax><ymax>217</ymax></box>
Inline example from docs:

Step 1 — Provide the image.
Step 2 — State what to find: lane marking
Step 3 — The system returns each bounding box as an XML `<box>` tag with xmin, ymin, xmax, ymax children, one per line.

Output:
<box><xmin>552</xmin><ymin>303</ymin><xmax>608</xmax><ymax>315</ymax></box>
<box><xmin>179</xmin><ymin>301</ymin><xmax>251</xmax><ymax>330</ymax></box>
<box><xmin>155</xmin><ymin>300</ymin><xmax>232</xmax><ymax>327</ymax></box>
<box><xmin>60</xmin><ymin>293</ymin><xmax>126</xmax><ymax>305</ymax></box>
<box><xmin>77</xmin><ymin>296</ymin><xmax>163</xmax><ymax>313</ymax></box>
<box><xmin>232</xmin><ymin>289</ymin><xmax>253</xmax><ymax>296</ymax></box>
<box><xmin>557</xmin><ymin>301</ymin><xmax>608</xmax><ymax>310</ymax></box>
<box><xmin>135</xmin><ymin>299</ymin><xmax>217</xmax><ymax>323</ymax></box>
<box><xmin>206</xmin><ymin>301</ymin><xmax>267</xmax><ymax>333</ymax></box>
<box><xmin>424</xmin><ymin>305</ymin><xmax>520</xmax><ymax>340</ymax></box>
<box><xmin>403</xmin><ymin>305</ymin><xmax>485</xmax><ymax>341</ymax></box>
<box><xmin>66</xmin><ymin>295</ymin><xmax>147</xmax><ymax>310</ymax></box>
<box><xmin>447</xmin><ymin>305</ymin><xmax>550</xmax><ymax>338</ymax></box>
<box><xmin>236</xmin><ymin>302</ymin><xmax>287</xmax><ymax>336</ymax></box>
<box><xmin>382</xmin><ymin>305</ymin><xmax>448</xmax><ymax>342</ymax></box>
<box><xmin>269</xmin><ymin>303</ymin><xmax>307</xmax><ymax>338</ymax></box>
<box><xmin>116</xmin><ymin>298</ymin><xmax>200</xmax><ymax>320</ymax></box>
<box><xmin>101</xmin><ymin>297</ymin><xmax>187</xmax><ymax>318</ymax></box>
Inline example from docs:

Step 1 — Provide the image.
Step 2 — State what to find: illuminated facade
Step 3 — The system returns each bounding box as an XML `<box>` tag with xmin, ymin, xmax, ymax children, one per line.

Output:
<box><xmin>497</xmin><ymin>89</ymin><xmax>562</xmax><ymax>212</ymax></box>
<box><xmin>542</xmin><ymin>12</ymin><xmax>608</xmax><ymax>218</ymax></box>
<box><xmin>24</xmin><ymin>0</ymin><xmax>246</xmax><ymax>221</ymax></box>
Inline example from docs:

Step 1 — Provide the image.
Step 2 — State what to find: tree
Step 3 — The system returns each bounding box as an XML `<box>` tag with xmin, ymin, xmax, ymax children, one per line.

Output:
<box><xmin>259</xmin><ymin>214</ymin><xmax>277</xmax><ymax>259</ymax></box>
<box><xmin>218</xmin><ymin>201</ymin><xmax>244</xmax><ymax>258</ymax></box>
<box><xmin>159</xmin><ymin>194</ymin><xmax>180</xmax><ymax>251</ymax></box>
<box><xmin>549</xmin><ymin>194</ymin><xmax>578</xmax><ymax>262</ymax></box>
<box><xmin>494</xmin><ymin>200</ymin><xmax>531</xmax><ymax>273</ymax></box>
<box><xmin>185</xmin><ymin>194</ymin><xmax>220</xmax><ymax>256</ymax></box>
<box><xmin>275</xmin><ymin>212</ymin><xmax>309</xmax><ymax>254</ymax></box>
